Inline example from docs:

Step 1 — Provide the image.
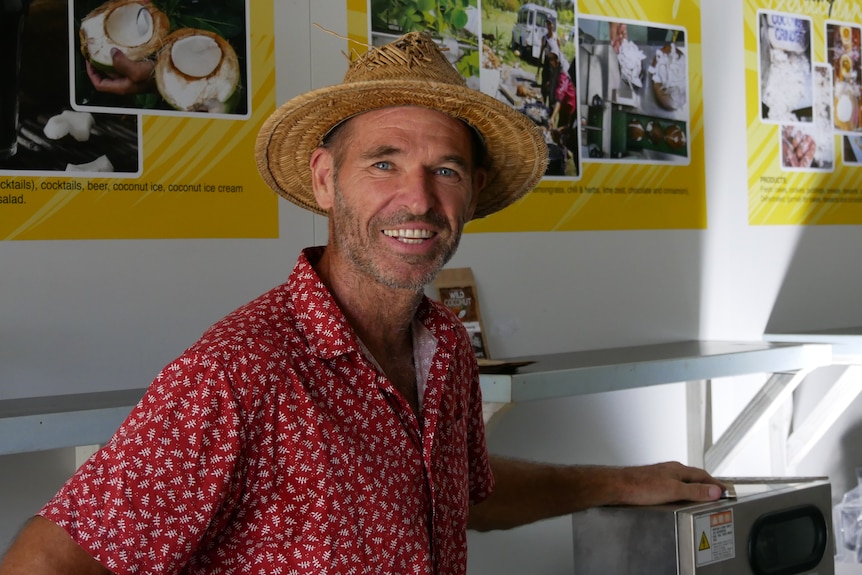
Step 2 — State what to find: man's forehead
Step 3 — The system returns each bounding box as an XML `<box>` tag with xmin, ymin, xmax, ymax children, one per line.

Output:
<box><xmin>350</xmin><ymin>105</ymin><xmax>465</xmax><ymax>126</ymax></box>
<box><xmin>325</xmin><ymin>106</ymin><xmax>487</xmax><ymax>166</ymax></box>
<box><xmin>334</xmin><ymin>106</ymin><xmax>476</xmax><ymax>142</ymax></box>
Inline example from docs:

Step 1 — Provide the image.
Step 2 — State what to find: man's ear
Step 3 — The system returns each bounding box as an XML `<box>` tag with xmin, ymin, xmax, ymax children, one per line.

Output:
<box><xmin>467</xmin><ymin>167</ymin><xmax>487</xmax><ymax>221</ymax></box>
<box><xmin>310</xmin><ymin>147</ymin><xmax>335</xmax><ymax>211</ymax></box>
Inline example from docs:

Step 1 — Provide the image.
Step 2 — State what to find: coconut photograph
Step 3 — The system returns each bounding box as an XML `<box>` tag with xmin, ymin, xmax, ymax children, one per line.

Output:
<box><xmin>72</xmin><ymin>0</ymin><xmax>248</xmax><ymax>117</ymax></box>
<box><xmin>0</xmin><ymin>0</ymin><xmax>139</xmax><ymax>174</ymax></box>
<box><xmin>574</xmin><ymin>17</ymin><xmax>690</xmax><ymax>165</ymax></box>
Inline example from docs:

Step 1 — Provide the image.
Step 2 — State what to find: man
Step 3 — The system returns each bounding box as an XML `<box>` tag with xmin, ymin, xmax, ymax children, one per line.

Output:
<box><xmin>0</xmin><ymin>32</ymin><xmax>723</xmax><ymax>575</ymax></box>
<box><xmin>539</xmin><ymin>18</ymin><xmax>560</xmax><ymax>107</ymax></box>
<box><xmin>547</xmin><ymin>47</ymin><xmax>577</xmax><ymax>131</ymax></box>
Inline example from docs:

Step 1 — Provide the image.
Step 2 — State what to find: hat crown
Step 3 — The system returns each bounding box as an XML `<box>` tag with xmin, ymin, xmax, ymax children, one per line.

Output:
<box><xmin>343</xmin><ymin>32</ymin><xmax>467</xmax><ymax>88</ymax></box>
<box><xmin>256</xmin><ymin>31</ymin><xmax>547</xmax><ymax>220</ymax></box>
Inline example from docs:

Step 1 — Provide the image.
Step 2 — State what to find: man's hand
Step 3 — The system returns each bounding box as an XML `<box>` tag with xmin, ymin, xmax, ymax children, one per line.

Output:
<box><xmin>610</xmin><ymin>461</ymin><xmax>726</xmax><ymax>506</ymax></box>
<box><xmin>86</xmin><ymin>48</ymin><xmax>156</xmax><ymax>96</ymax></box>
<box><xmin>609</xmin><ymin>22</ymin><xmax>628</xmax><ymax>54</ymax></box>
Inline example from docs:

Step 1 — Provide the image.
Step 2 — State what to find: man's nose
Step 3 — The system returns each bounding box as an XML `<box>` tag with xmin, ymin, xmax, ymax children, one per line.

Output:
<box><xmin>399</xmin><ymin>170</ymin><xmax>437</xmax><ymax>214</ymax></box>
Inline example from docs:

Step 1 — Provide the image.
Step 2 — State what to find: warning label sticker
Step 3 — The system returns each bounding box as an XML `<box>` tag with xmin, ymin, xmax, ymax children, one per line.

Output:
<box><xmin>695</xmin><ymin>509</ymin><xmax>735</xmax><ymax>566</ymax></box>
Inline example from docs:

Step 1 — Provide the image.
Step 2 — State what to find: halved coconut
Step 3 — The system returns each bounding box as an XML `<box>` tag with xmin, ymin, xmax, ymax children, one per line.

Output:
<box><xmin>79</xmin><ymin>0</ymin><xmax>169</xmax><ymax>73</ymax></box>
<box><xmin>154</xmin><ymin>28</ymin><xmax>241</xmax><ymax>113</ymax></box>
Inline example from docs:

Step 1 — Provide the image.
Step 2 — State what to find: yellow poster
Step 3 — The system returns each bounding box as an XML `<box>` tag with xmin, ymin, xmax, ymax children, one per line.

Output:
<box><xmin>746</xmin><ymin>0</ymin><xmax>862</xmax><ymax>225</ymax></box>
<box><xmin>0</xmin><ymin>0</ymin><xmax>277</xmax><ymax>240</ymax></box>
<box><xmin>348</xmin><ymin>0</ymin><xmax>706</xmax><ymax>231</ymax></box>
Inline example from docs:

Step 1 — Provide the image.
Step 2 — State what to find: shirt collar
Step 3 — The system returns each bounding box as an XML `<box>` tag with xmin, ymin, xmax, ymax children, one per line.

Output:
<box><xmin>288</xmin><ymin>247</ymin><xmax>455</xmax><ymax>360</ymax></box>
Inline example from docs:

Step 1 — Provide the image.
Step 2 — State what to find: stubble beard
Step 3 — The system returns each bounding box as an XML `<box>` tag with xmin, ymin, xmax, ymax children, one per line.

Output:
<box><xmin>330</xmin><ymin>178</ymin><xmax>464</xmax><ymax>292</ymax></box>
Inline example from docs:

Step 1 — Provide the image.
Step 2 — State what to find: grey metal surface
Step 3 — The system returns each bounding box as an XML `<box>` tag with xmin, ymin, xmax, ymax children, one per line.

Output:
<box><xmin>572</xmin><ymin>479</ymin><xmax>833</xmax><ymax>575</ymax></box>
<box><xmin>1</xmin><ymin>341</ymin><xmax>833</xmax><ymax>455</ymax></box>
<box><xmin>572</xmin><ymin>505</ymin><xmax>680</xmax><ymax>574</ymax></box>
<box><xmin>0</xmin><ymin>388</ymin><xmax>146</xmax><ymax>455</ymax></box>
<box><xmin>764</xmin><ymin>327</ymin><xmax>862</xmax><ymax>363</ymax></box>
<box><xmin>489</xmin><ymin>340</ymin><xmax>832</xmax><ymax>402</ymax></box>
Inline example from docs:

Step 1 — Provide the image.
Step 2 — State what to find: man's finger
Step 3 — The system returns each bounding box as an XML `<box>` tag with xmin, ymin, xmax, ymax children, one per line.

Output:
<box><xmin>682</xmin><ymin>482</ymin><xmax>723</xmax><ymax>502</ymax></box>
<box><xmin>111</xmin><ymin>48</ymin><xmax>154</xmax><ymax>83</ymax></box>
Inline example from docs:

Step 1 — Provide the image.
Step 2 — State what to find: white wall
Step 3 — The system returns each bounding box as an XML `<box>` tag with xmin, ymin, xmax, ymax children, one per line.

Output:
<box><xmin>3</xmin><ymin>0</ymin><xmax>862</xmax><ymax>573</ymax></box>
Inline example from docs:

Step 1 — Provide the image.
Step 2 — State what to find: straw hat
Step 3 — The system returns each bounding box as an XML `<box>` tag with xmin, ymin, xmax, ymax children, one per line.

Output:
<box><xmin>255</xmin><ymin>31</ymin><xmax>548</xmax><ymax>220</ymax></box>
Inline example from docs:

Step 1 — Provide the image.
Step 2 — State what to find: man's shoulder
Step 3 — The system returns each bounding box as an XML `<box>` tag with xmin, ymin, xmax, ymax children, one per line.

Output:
<box><xmin>191</xmin><ymin>282</ymin><xmax>299</xmax><ymax>357</ymax></box>
<box><xmin>199</xmin><ymin>248</ymin><xmax>321</xmax><ymax>350</ymax></box>
<box><xmin>153</xmin><ymin>282</ymin><xmax>310</xmax><ymax>403</ymax></box>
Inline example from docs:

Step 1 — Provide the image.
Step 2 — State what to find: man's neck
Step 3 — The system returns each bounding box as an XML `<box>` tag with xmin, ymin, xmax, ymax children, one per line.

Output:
<box><xmin>313</xmin><ymin>248</ymin><xmax>425</xmax><ymax>415</ymax></box>
<box><xmin>313</xmin><ymin>248</ymin><xmax>424</xmax><ymax>352</ymax></box>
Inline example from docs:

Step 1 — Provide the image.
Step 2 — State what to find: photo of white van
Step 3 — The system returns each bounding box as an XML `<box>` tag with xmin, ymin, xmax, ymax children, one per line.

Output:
<box><xmin>510</xmin><ymin>3</ymin><xmax>557</xmax><ymax>61</ymax></box>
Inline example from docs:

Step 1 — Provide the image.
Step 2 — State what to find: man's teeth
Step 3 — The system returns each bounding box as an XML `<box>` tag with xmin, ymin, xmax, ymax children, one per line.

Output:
<box><xmin>383</xmin><ymin>229</ymin><xmax>434</xmax><ymax>244</ymax></box>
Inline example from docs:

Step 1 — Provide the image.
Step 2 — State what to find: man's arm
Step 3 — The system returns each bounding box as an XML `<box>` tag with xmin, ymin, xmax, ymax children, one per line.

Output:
<box><xmin>0</xmin><ymin>516</ymin><xmax>110</xmax><ymax>575</ymax></box>
<box><xmin>467</xmin><ymin>455</ymin><xmax>725</xmax><ymax>531</ymax></box>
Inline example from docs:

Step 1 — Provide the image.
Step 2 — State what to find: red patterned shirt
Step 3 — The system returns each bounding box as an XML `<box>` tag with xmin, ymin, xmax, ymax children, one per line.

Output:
<box><xmin>41</xmin><ymin>246</ymin><xmax>493</xmax><ymax>575</ymax></box>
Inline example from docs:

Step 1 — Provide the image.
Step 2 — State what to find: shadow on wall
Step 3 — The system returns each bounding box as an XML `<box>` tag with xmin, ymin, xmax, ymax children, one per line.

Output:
<box><xmin>764</xmin><ymin>227</ymin><xmax>862</xmax><ymax>334</ymax></box>
<box><xmin>765</xmin><ymin>226</ymin><xmax>862</xmax><ymax>507</ymax></box>
<box><xmin>791</xmin><ymin>365</ymin><xmax>862</xmax><ymax>501</ymax></box>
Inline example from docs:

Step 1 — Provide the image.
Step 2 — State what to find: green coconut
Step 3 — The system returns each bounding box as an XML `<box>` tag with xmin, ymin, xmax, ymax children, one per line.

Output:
<box><xmin>79</xmin><ymin>0</ymin><xmax>169</xmax><ymax>74</ymax></box>
<box><xmin>154</xmin><ymin>28</ymin><xmax>242</xmax><ymax>114</ymax></box>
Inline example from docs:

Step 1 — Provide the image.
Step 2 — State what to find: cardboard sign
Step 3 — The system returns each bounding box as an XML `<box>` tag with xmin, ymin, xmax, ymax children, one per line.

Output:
<box><xmin>434</xmin><ymin>267</ymin><xmax>491</xmax><ymax>359</ymax></box>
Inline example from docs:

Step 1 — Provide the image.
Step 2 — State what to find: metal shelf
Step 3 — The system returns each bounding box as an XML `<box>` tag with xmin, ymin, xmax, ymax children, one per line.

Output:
<box><xmin>479</xmin><ymin>340</ymin><xmax>833</xmax><ymax>474</ymax></box>
<box><xmin>479</xmin><ymin>340</ymin><xmax>832</xmax><ymax>403</ymax></box>
<box><xmin>763</xmin><ymin>328</ymin><xmax>862</xmax><ymax>475</ymax></box>
<box><xmin>0</xmin><ymin>388</ymin><xmax>146</xmax><ymax>456</ymax></box>
<box><xmin>765</xmin><ymin>326</ymin><xmax>862</xmax><ymax>363</ymax></box>
<box><xmin>0</xmin><ymin>340</ymin><xmax>834</xmax><ymax>458</ymax></box>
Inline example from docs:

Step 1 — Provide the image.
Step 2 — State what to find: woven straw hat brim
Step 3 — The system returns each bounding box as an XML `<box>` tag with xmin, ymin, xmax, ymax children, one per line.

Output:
<box><xmin>256</xmin><ymin>79</ymin><xmax>548</xmax><ymax>220</ymax></box>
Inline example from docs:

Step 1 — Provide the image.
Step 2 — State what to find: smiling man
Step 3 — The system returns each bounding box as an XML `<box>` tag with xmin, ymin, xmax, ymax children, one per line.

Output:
<box><xmin>312</xmin><ymin>106</ymin><xmax>480</xmax><ymax>292</ymax></box>
<box><xmin>0</xmin><ymin>32</ymin><xmax>723</xmax><ymax>575</ymax></box>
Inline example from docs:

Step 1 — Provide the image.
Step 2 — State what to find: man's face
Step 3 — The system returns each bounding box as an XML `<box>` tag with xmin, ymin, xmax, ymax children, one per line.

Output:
<box><xmin>310</xmin><ymin>106</ymin><xmax>486</xmax><ymax>291</ymax></box>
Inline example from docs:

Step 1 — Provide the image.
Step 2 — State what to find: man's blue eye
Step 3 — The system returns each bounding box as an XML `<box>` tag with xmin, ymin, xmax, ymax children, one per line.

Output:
<box><xmin>374</xmin><ymin>161</ymin><xmax>391</xmax><ymax>170</ymax></box>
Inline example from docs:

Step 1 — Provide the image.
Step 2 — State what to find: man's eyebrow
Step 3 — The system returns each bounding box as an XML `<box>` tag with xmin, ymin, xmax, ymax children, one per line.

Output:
<box><xmin>440</xmin><ymin>154</ymin><xmax>470</xmax><ymax>169</ymax></box>
<box><xmin>359</xmin><ymin>147</ymin><xmax>471</xmax><ymax>169</ymax></box>
<box><xmin>360</xmin><ymin>145</ymin><xmax>401</xmax><ymax>160</ymax></box>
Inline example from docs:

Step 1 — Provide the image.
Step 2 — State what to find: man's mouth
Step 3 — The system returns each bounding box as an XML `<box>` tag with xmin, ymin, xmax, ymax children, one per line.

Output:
<box><xmin>382</xmin><ymin>228</ymin><xmax>436</xmax><ymax>245</ymax></box>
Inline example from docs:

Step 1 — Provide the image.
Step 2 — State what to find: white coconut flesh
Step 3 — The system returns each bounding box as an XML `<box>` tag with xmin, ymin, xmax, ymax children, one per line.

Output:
<box><xmin>105</xmin><ymin>4</ymin><xmax>153</xmax><ymax>47</ymax></box>
<box><xmin>81</xmin><ymin>3</ymin><xmax>156</xmax><ymax>67</ymax></box>
<box><xmin>159</xmin><ymin>34</ymin><xmax>239</xmax><ymax>112</ymax></box>
<box><xmin>172</xmin><ymin>35</ymin><xmax>222</xmax><ymax>77</ymax></box>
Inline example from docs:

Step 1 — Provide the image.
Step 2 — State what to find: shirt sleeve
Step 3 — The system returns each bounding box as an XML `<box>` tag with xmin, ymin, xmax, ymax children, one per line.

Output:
<box><xmin>40</xmin><ymin>352</ymin><xmax>244</xmax><ymax>575</ymax></box>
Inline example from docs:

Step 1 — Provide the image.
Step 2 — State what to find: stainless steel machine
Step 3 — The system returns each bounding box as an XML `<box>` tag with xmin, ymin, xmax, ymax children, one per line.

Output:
<box><xmin>571</xmin><ymin>478</ymin><xmax>833</xmax><ymax>574</ymax></box>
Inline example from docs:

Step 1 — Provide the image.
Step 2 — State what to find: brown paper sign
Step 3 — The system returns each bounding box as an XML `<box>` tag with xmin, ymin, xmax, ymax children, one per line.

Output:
<box><xmin>434</xmin><ymin>267</ymin><xmax>491</xmax><ymax>359</ymax></box>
